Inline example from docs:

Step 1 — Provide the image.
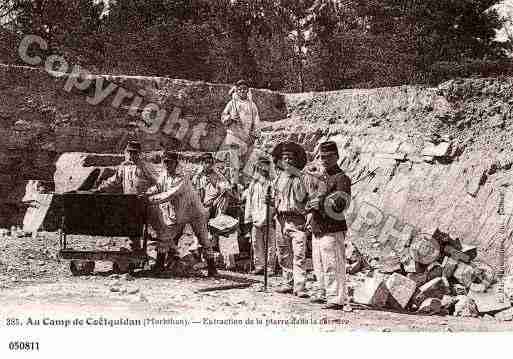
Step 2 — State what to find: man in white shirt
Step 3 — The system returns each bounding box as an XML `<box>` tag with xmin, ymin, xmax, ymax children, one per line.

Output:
<box><xmin>271</xmin><ymin>141</ymin><xmax>309</xmax><ymax>298</ymax></box>
<box><xmin>95</xmin><ymin>141</ymin><xmax>156</xmax><ymax>252</ymax></box>
<box><xmin>220</xmin><ymin>79</ymin><xmax>260</xmax><ymax>160</ymax></box>
<box><xmin>147</xmin><ymin>151</ymin><xmax>217</xmax><ymax>276</ymax></box>
<box><xmin>244</xmin><ymin>156</ymin><xmax>276</xmax><ymax>275</ymax></box>
<box><xmin>193</xmin><ymin>153</ymin><xmax>233</xmax><ymax>219</ymax></box>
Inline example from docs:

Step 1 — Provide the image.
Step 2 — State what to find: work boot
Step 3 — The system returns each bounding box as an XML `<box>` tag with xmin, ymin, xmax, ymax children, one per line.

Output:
<box><xmin>129</xmin><ymin>237</ymin><xmax>142</xmax><ymax>253</ymax></box>
<box><xmin>207</xmin><ymin>257</ymin><xmax>218</xmax><ymax>277</ymax></box>
<box><xmin>275</xmin><ymin>284</ymin><xmax>293</xmax><ymax>294</ymax></box>
<box><xmin>310</xmin><ymin>295</ymin><xmax>326</xmax><ymax>304</ymax></box>
<box><xmin>294</xmin><ymin>290</ymin><xmax>309</xmax><ymax>299</ymax></box>
<box><xmin>321</xmin><ymin>303</ymin><xmax>343</xmax><ymax>310</ymax></box>
<box><xmin>250</xmin><ymin>267</ymin><xmax>264</xmax><ymax>275</ymax></box>
<box><xmin>151</xmin><ymin>252</ymin><xmax>166</xmax><ymax>274</ymax></box>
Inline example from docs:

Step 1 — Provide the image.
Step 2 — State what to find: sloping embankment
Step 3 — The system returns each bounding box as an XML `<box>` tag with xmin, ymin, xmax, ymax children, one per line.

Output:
<box><xmin>260</xmin><ymin>78</ymin><xmax>513</xmax><ymax>272</ymax></box>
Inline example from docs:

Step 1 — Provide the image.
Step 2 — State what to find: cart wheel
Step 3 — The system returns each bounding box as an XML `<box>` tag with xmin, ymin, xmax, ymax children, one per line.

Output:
<box><xmin>70</xmin><ymin>260</ymin><xmax>95</xmax><ymax>276</ymax></box>
<box><xmin>112</xmin><ymin>261</ymin><xmax>130</xmax><ymax>274</ymax></box>
<box><xmin>128</xmin><ymin>263</ymin><xmax>137</xmax><ymax>274</ymax></box>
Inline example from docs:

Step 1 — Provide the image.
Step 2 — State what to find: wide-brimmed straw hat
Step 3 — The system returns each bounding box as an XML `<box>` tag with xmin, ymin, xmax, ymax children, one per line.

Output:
<box><xmin>271</xmin><ymin>141</ymin><xmax>307</xmax><ymax>170</ymax></box>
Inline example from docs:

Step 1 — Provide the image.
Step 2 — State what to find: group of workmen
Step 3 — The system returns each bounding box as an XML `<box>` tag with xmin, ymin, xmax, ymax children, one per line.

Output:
<box><xmin>243</xmin><ymin>140</ymin><xmax>352</xmax><ymax>310</ymax></box>
<box><xmin>92</xmin><ymin>79</ymin><xmax>352</xmax><ymax>310</ymax></box>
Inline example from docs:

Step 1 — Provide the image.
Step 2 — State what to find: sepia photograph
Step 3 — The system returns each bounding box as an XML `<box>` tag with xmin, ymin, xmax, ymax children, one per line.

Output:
<box><xmin>1</xmin><ymin>0</ymin><xmax>513</xmax><ymax>357</ymax></box>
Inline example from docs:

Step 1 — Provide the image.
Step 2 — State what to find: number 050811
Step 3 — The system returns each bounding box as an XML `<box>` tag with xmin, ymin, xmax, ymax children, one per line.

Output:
<box><xmin>9</xmin><ymin>341</ymin><xmax>39</xmax><ymax>351</ymax></box>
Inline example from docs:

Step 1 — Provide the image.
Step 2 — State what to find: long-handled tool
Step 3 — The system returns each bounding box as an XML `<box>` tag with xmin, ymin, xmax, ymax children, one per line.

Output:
<box><xmin>263</xmin><ymin>185</ymin><xmax>271</xmax><ymax>292</ymax></box>
<box><xmin>195</xmin><ymin>283</ymin><xmax>252</xmax><ymax>293</ymax></box>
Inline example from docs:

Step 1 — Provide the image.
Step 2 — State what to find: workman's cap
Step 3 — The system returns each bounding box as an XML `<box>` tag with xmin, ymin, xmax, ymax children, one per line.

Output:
<box><xmin>236</xmin><ymin>79</ymin><xmax>249</xmax><ymax>87</ymax></box>
<box><xmin>162</xmin><ymin>151</ymin><xmax>179</xmax><ymax>163</ymax></box>
<box><xmin>125</xmin><ymin>141</ymin><xmax>142</xmax><ymax>152</ymax></box>
<box><xmin>319</xmin><ymin>141</ymin><xmax>339</xmax><ymax>155</ymax></box>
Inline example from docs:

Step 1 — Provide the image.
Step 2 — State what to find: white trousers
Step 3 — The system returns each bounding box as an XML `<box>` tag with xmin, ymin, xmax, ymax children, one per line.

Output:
<box><xmin>312</xmin><ymin>231</ymin><xmax>346</xmax><ymax>305</ymax></box>
<box><xmin>251</xmin><ymin>225</ymin><xmax>276</xmax><ymax>269</ymax></box>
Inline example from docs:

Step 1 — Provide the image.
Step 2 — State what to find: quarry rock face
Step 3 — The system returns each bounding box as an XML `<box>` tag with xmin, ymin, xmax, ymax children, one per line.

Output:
<box><xmin>4</xmin><ymin>64</ymin><xmax>513</xmax><ymax>277</ymax></box>
<box><xmin>260</xmin><ymin>77</ymin><xmax>513</xmax><ymax>274</ymax></box>
<box><xmin>0</xmin><ymin>65</ymin><xmax>286</xmax><ymax>224</ymax></box>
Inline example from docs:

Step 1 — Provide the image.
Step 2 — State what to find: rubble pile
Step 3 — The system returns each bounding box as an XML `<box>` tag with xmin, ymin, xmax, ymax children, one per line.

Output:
<box><xmin>352</xmin><ymin>228</ymin><xmax>513</xmax><ymax>319</ymax></box>
<box><xmin>0</xmin><ymin>229</ymin><xmax>70</xmax><ymax>287</ymax></box>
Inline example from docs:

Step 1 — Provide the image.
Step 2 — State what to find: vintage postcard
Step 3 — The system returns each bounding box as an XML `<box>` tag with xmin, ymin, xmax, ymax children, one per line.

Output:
<box><xmin>1</xmin><ymin>0</ymin><xmax>513</xmax><ymax>357</ymax></box>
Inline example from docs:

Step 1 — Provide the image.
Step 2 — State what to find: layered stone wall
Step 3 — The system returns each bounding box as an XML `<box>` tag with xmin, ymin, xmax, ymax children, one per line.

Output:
<box><xmin>260</xmin><ymin>78</ymin><xmax>513</xmax><ymax>272</ymax></box>
<box><xmin>0</xmin><ymin>64</ymin><xmax>286</xmax><ymax>225</ymax></box>
<box><xmin>3</xmin><ymin>63</ymin><xmax>513</xmax><ymax>273</ymax></box>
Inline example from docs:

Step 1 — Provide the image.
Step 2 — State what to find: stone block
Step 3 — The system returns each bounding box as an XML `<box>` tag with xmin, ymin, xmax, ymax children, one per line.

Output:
<box><xmin>353</xmin><ymin>276</ymin><xmax>389</xmax><ymax>308</ymax></box>
<box><xmin>418</xmin><ymin>277</ymin><xmax>451</xmax><ymax>299</ymax></box>
<box><xmin>421</xmin><ymin>142</ymin><xmax>451</xmax><ymax>157</ymax></box>
<box><xmin>495</xmin><ymin>307</ymin><xmax>513</xmax><ymax>321</ymax></box>
<box><xmin>374</xmin><ymin>152</ymin><xmax>406</xmax><ymax>160</ymax></box>
<box><xmin>401</xmin><ymin>252</ymin><xmax>425</xmax><ymax>273</ymax></box>
<box><xmin>452</xmin><ymin>284</ymin><xmax>468</xmax><ymax>296</ymax></box>
<box><xmin>469</xmin><ymin>282</ymin><xmax>487</xmax><ymax>293</ymax></box>
<box><xmin>469</xmin><ymin>291</ymin><xmax>511</xmax><ymax>314</ymax></box>
<box><xmin>385</xmin><ymin>273</ymin><xmax>417</xmax><ymax>309</ymax></box>
<box><xmin>461</xmin><ymin>245</ymin><xmax>477</xmax><ymax>261</ymax></box>
<box><xmin>410</xmin><ymin>234</ymin><xmax>440</xmax><ymax>265</ymax></box>
<box><xmin>380</xmin><ymin>140</ymin><xmax>402</xmax><ymax>154</ymax></box>
<box><xmin>379</xmin><ymin>253</ymin><xmax>402</xmax><ymax>273</ymax></box>
<box><xmin>398</xmin><ymin>142</ymin><xmax>416</xmax><ymax>154</ymax></box>
<box><xmin>407</xmin><ymin>272</ymin><xmax>429</xmax><ymax>287</ymax></box>
<box><xmin>454</xmin><ymin>295</ymin><xmax>478</xmax><ymax>317</ymax></box>
<box><xmin>453</xmin><ymin>262</ymin><xmax>475</xmax><ymax>287</ymax></box>
<box><xmin>441</xmin><ymin>256</ymin><xmax>458</xmax><ymax>278</ymax></box>
<box><xmin>426</xmin><ymin>262</ymin><xmax>442</xmax><ymax>281</ymax></box>
<box><xmin>443</xmin><ymin>245</ymin><xmax>471</xmax><ymax>263</ymax></box>
<box><xmin>441</xmin><ymin>295</ymin><xmax>458</xmax><ymax>311</ymax></box>
<box><xmin>447</xmin><ymin>237</ymin><xmax>462</xmax><ymax>250</ymax></box>
<box><xmin>431</xmin><ymin>228</ymin><xmax>461</xmax><ymax>250</ymax></box>
<box><xmin>417</xmin><ymin>298</ymin><xmax>443</xmax><ymax>315</ymax></box>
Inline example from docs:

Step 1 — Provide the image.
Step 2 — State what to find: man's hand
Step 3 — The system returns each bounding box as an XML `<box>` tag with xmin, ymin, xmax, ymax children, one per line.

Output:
<box><xmin>325</xmin><ymin>192</ymin><xmax>346</xmax><ymax>212</ymax></box>
<box><xmin>231</xmin><ymin>113</ymin><xmax>241</xmax><ymax>123</ymax></box>
<box><xmin>306</xmin><ymin>196</ymin><xmax>323</xmax><ymax>212</ymax></box>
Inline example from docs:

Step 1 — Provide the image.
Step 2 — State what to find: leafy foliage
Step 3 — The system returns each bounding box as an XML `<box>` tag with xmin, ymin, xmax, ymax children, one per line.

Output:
<box><xmin>0</xmin><ymin>0</ymin><xmax>510</xmax><ymax>90</ymax></box>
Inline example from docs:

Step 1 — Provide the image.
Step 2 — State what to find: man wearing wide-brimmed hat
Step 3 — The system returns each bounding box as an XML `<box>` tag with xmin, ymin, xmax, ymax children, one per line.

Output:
<box><xmin>244</xmin><ymin>155</ymin><xmax>276</xmax><ymax>275</ymax></box>
<box><xmin>271</xmin><ymin>141</ymin><xmax>309</xmax><ymax>297</ymax></box>
<box><xmin>305</xmin><ymin>141</ymin><xmax>351</xmax><ymax>310</ymax></box>
<box><xmin>147</xmin><ymin>151</ymin><xmax>217</xmax><ymax>276</ymax></box>
<box><xmin>96</xmin><ymin>140</ymin><xmax>156</xmax><ymax>251</ymax></box>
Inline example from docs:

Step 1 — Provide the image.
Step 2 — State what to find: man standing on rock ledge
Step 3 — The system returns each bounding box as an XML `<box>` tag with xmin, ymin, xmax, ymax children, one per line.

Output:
<box><xmin>305</xmin><ymin>141</ymin><xmax>351</xmax><ymax>310</ymax></box>
<box><xmin>272</xmin><ymin>141</ymin><xmax>309</xmax><ymax>298</ymax></box>
<box><xmin>220</xmin><ymin>79</ymin><xmax>260</xmax><ymax>161</ymax></box>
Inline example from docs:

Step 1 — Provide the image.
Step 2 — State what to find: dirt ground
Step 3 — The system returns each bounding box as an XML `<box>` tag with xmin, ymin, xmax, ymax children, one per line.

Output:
<box><xmin>1</xmin><ymin>231</ymin><xmax>512</xmax><ymax>332</ymax></box>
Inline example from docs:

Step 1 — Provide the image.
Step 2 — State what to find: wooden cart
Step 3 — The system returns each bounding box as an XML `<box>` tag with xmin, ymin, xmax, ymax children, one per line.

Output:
<box><xmin>57</xmin><ymin>192</ymin><xmax>150</xmax><ymax>275</ymax></box>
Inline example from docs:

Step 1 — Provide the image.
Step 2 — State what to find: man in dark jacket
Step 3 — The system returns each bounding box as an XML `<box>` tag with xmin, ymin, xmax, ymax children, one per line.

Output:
<box><xmin>305</xmin><ymin>141</ymin><xmax>351</xmax><ymax>310</ymax></box>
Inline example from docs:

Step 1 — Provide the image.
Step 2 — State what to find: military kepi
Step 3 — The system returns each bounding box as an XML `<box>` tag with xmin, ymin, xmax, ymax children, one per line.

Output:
<box><xmin>319</xmin><ymin>141</ymin><xmax>338</xmax><ymax>155</ymax></box>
